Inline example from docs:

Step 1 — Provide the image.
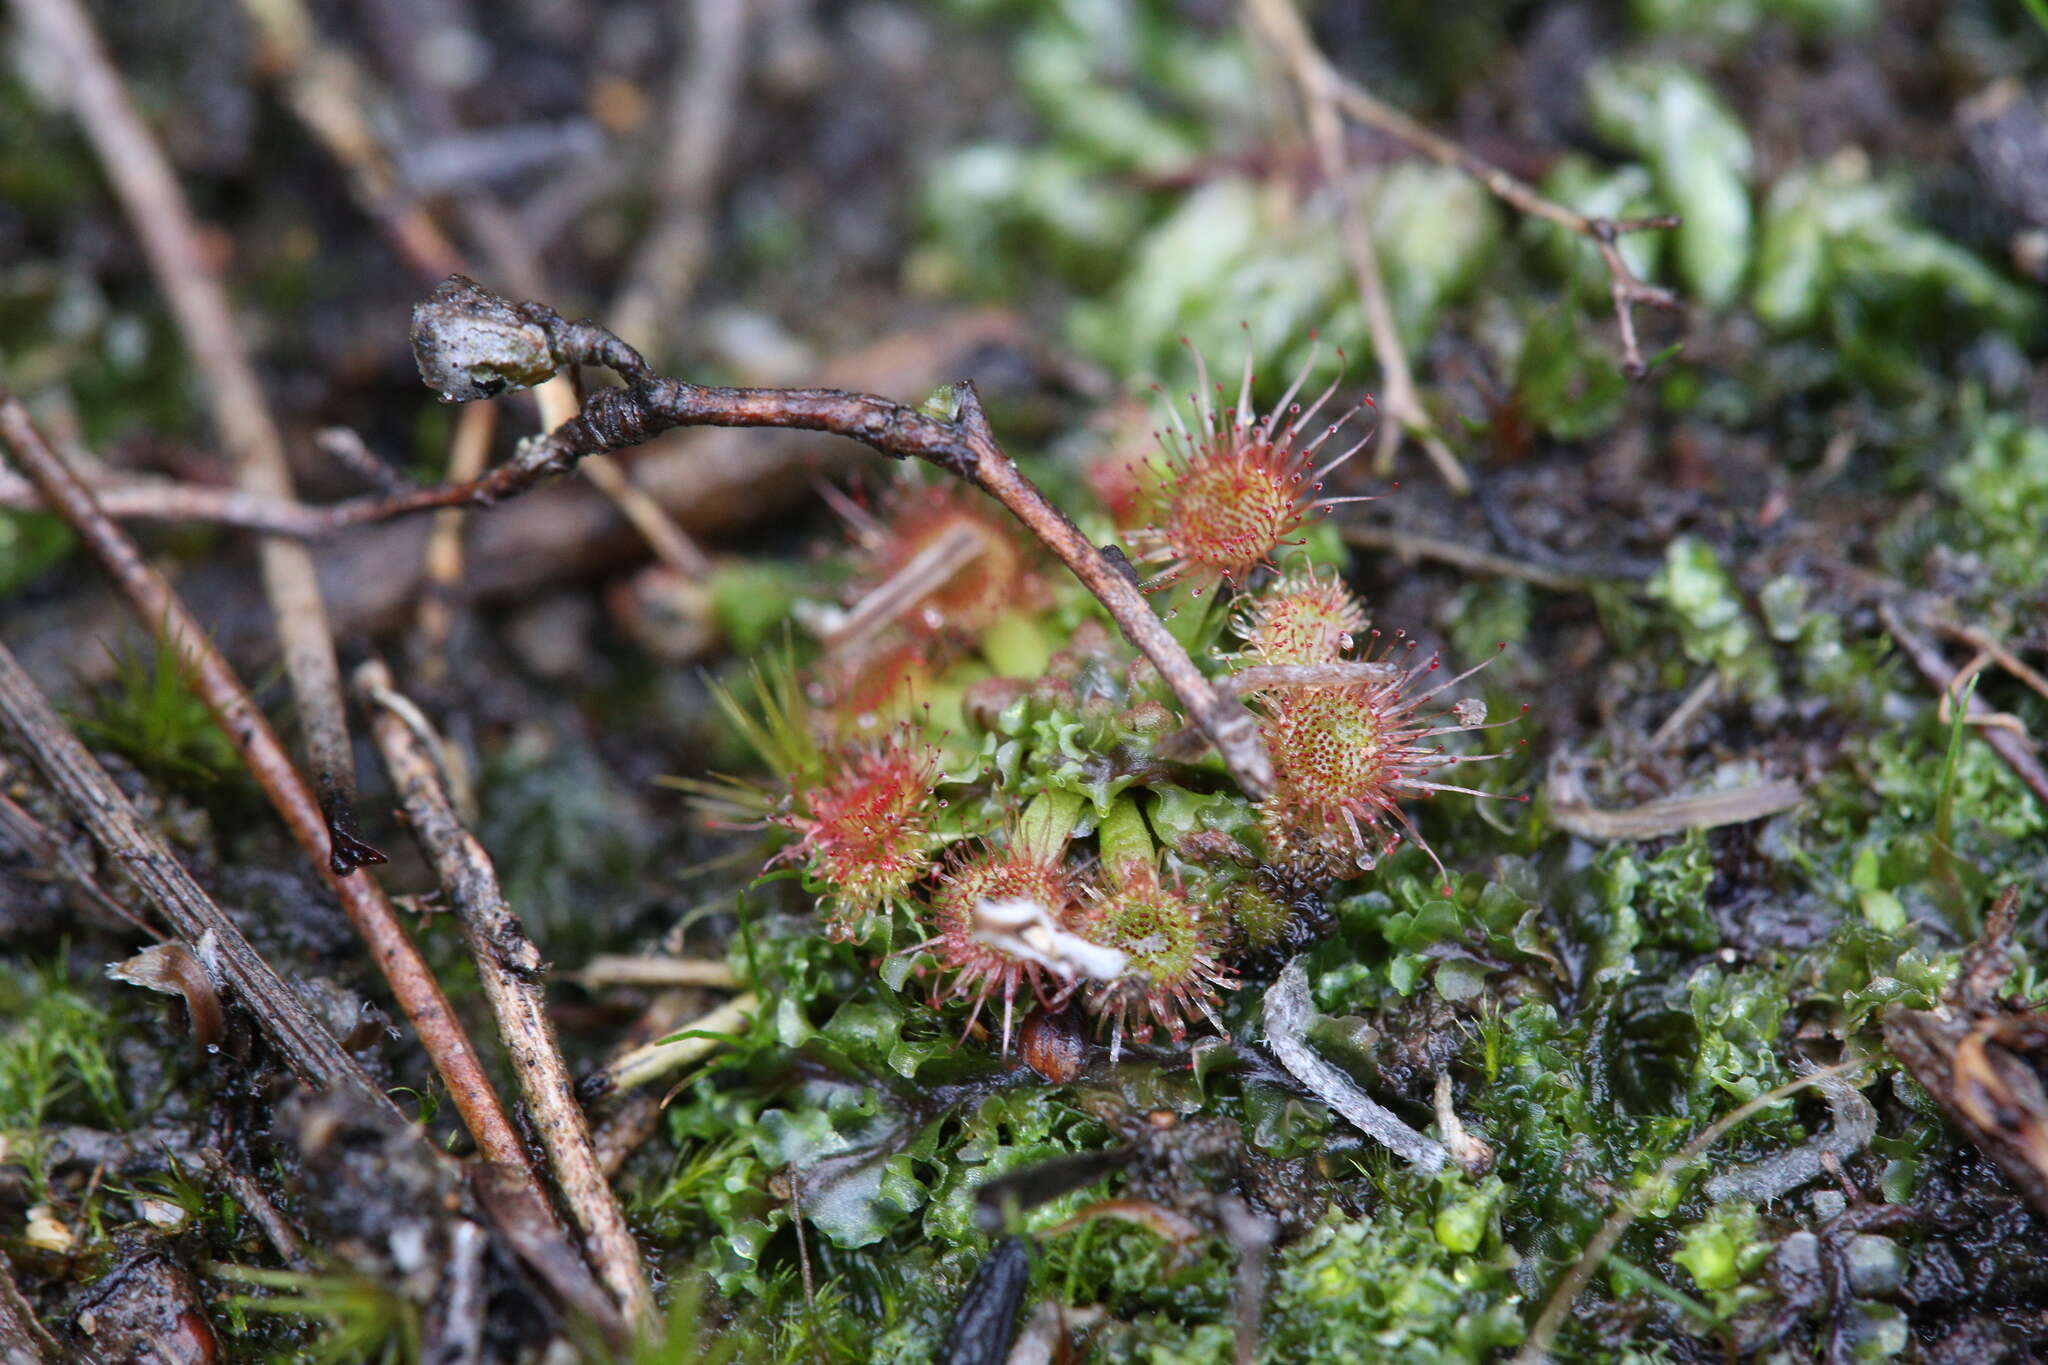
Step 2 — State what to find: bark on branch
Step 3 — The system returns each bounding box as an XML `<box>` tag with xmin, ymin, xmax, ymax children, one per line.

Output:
<box><xmin>392</xmin><ymin>276</ymin><xmax>1276</xmax><ymax>798</ymax></box>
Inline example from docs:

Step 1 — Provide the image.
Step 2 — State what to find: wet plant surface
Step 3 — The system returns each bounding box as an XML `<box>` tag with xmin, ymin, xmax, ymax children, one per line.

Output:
<box><xmin>1</xmin><ymin>1</ymin><xmax>2047</xmax><ymax>1362</ymax></box>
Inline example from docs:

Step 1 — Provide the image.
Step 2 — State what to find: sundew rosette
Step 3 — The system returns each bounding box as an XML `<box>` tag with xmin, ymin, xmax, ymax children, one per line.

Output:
<box><xmin>1247</xmin><ymin>633</ymin><xmax>1527</xmax><ymax>893</ymax></box>
<box><xmin>1123</xmin><ymin>340</ymin><xmax>1375</xmax><ymax>595</ymax></box>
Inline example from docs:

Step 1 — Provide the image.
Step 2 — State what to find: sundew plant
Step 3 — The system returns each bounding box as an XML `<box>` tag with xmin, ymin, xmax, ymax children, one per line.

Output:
<box><xmin>700</xmin><ymin>349</ymin><xmax>1525</xmax><ymax>1060</ymax></box>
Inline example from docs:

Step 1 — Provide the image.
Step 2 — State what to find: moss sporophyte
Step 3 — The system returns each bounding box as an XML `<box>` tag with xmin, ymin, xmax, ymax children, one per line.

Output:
<box><xmin>694</xmin><ymin>345</ymin><xmax>1524</xmax><ymax>1055</ymax></box>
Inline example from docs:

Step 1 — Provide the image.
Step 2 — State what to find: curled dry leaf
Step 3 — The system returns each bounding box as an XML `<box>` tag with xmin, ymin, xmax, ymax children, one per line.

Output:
<box><xmin>107</xmin><ymin>940</ymin><xmax>224</xmax><ymax>1050</ymax></box>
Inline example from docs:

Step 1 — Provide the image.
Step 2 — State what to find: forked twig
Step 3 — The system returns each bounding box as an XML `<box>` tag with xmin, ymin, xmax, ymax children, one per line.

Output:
<box><xmin>398</xmin><ymin>276</ymin><xmax>1276</xmax><ymax>798</ymax></box>
<box><xmin>1883</xmin><ymin>602</ymin><xmax>2048</xmax><ymax>809</ymax></box>
<box><xmin>1244</xmin><ymin>0</ymin><xmax>1682</xmax><ymax>382</ymax></box>
<box><xmin>1244</xmin><ymin>0</ymin><xmax>1468</xmax><ymax>493</ymax></box>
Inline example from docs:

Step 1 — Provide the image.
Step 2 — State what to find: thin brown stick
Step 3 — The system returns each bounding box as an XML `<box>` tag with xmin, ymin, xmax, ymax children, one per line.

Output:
<box><xmin>1246</xmin><ymin>0</ymin><xmax>1681</xmax><ymax>382</ymax></box>
<box><xmin>0</xmin><ymin>394</ymin><xmax>534</xmax><ymax>1177</ymax></box>
<box><xmin>1646</xmin><ymin>673</ymin><xmax>1719</xmax><ymax>752</ymax></box>
<box><xmin>414</xmin><ymin>401</ymin><xmax>498</xmax><ymax>686</ymax></box>
<box><xmin>1244</xmin><ymin>0</ymin><xmax>1468</xmax><ymax>494</ymax></box>
<box><xmin>608</xmin><ymin>0</ymin><xmax>751</xmax><ymax>357</ymax></box>
<box><xmin>16</xmin><ymin>0</ymin><xmax>383</xmax><ymax>875</ymax></box>
<box><xmin>1883</xmin><ymin>602</ymin><xmax>2048</xmax><ymax>810</ymax></box>
<box><xmin>357</xmin><ymin>658</ymin><xmax>654</xmax><ymax>1326</ymax></box>
<box><xmin>0</xmin><ymin>465</ymin><xmax>336</xmax><ymax>535</ymax></box>
<box><xmin>236</xmin><ymin>0</ymin><xmax>465</xmax><ymax>281</ymax></box>
<box><xmin>1926</xmin><ymin>619</ymin><xmax>2048</xmax><ymax>706</ymax></box>
<box><xmin>0</xmin><ymin>637</ymin><xmax>386</xmax><ymax>1104</ymax></box>
<box><xmin>401</xmin><ymin>276</ymin><xmax>1275</xmax><ymax>797</ymax></box>
<box><xmin>205</xmin><ymin>1149</ymin><xmax>313</xmax><ymax>1272</ymax></box>
<box><xmin>1515</xmin><ymin>1060</ymin><xmax>1868</xmax><ymax>1365</ymax></box>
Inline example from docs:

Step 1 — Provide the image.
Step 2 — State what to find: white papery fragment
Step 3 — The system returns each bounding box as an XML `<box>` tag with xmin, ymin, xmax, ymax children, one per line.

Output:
<box><xmin>1263</xmin><ymin>956</ymin><xmax>1447</xmax><ymax>1174</ymax></box>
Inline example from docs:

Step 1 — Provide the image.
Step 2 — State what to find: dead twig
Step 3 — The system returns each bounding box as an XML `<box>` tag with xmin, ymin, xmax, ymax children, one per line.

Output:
<box><xmin>400</xmin><ymin>276</ymin><xmax>1275</xmax><ymax>797</ymax></box>
<box><xmin>608</xmin><ymin>0</ymin><xmax>752</xmax><ymax>358</ymax></box>
<box><xmin>0</xmin><ymin>465</ymin><xmax>336</xmax><ymax>536</ymax></box>
<box><xmin>235</xmin><ymin>0</ymin><xmax>464</xmax><ymax>279</ymax></box>
<box><xmin>1339</xmin><ymin>522</ymin><xmax>1618</xmax><ymax>593</ymax></box>
<box><xmin>0</xmin><ymin>1248</ymin><xmax>64</xmax><ymax>1364</ymax></box>
<box><xmin>1244</xmin><ymin>0</ymin><xmax>1466</xmax><ymax>493</ymax></box>
<box><xmin>1926</xmin><ymin>617</ymin><xmax>2048</xmax><ymax>715</ymax></box>
<box><xmin>1245</xmin><ymin>0</ymin><xmax>1680</xmax><ymax>382</ymax></box>
<box><xmin>357</xmin><ymin>658</ymin><xmax>654</xmax><ymax>1326</ymax></box>
<box><xmin>0</xmin><ymin>394</ymin><xmax>534</xmax><ymax>1179</ymax></box>
<box><xmin>1883</xmin><ymin>602</ymin><xmax>2048</xmax><ymax>809</ymax></box>
<box><xmin>0</xmin><ymin>637</ymin><xmax>384</xmax><ymax>1103</ymax></box>
<box><xmin>1646</xmin><ymin>673</ymin><xmax>1719</xmax><ymax>753</ymax></box>
<box><xmin>1326</xmin><ymin>80</ymin><xmax>1680</xmax><ymax>382</ymax></box>
<box><xmin>15</xmin><ymin>0</ymin><xmax>384</xmax><ymax>875</ymax></box>
<box><xmin>204</xmin><ymin>1149</ymin><xmax>313</xmax><ymax>1272</ymax></box>
<box><xmin>414</xmin><ymin>402</ymin><xmax>498</xmax><ymax>686</ymax></box>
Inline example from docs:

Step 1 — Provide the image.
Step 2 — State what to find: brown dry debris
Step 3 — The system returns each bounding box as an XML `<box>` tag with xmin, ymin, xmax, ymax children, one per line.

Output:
<box><xmin>1883</xmin><ymin>888</ymin><xmax>2048</xmax><ymax>1220</ymax></box>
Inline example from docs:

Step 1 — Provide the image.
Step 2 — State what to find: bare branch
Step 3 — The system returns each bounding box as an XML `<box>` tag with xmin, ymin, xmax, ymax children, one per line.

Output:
<box><xmin>1243</xmin><ymin>0</ymin><xmax>1468</xmax><ymax>493</ymax></box>
<box><xmin>398</xmin><ymin>275</ymin><xmax>1277</xmax><ymax>798</ymax></box>
<box><xmin>1244</xmin><ymin>0</ymin><xmax>1682</xmax><ymax>382</ymax></box>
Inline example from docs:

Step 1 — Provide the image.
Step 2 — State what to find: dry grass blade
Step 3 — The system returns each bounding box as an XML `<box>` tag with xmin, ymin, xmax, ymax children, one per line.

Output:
<box><xmin>1243</xmin><ymin>0</ymin><xmax>1468</xmax><ymax>494</ymax></box>
<box><xmin>573</xmin><ymin>956</ymin><xmax>744</xmax><ymax>989</ymax></box>
<box><xmin>584</xmin><ymin>992</ymin><xmax>761</xmax><ymax>1100</ymax></box>
<box><xmin>1548</xmin><ymin>778</ymin><xmax>1804</xmax><ymax>842</ymax></box>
